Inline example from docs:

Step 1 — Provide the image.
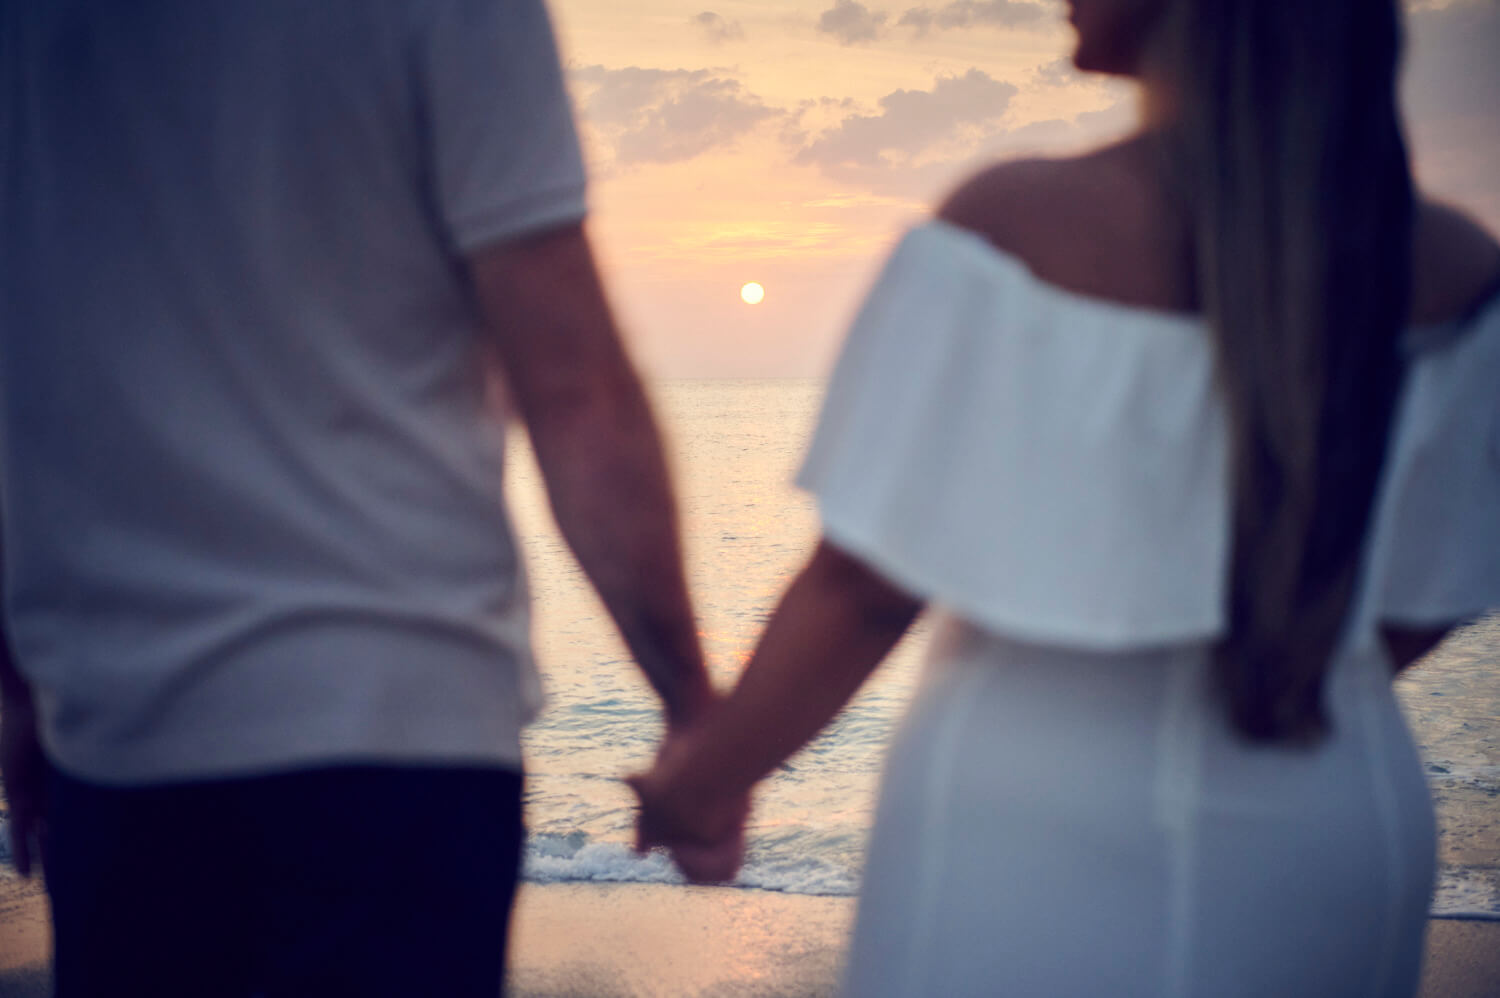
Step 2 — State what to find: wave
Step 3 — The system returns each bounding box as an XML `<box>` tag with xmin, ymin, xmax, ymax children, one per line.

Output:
<box><xmin>522</xmin><ymin>830</ymin><xmax>859</xmax><ymax>897</ymax></box>
<box><xmin>1</xmin><ymin>817</ymin><xmax>1492</xmax><ymax>919</ymax></box>
<box><xmin>521</xmin><ymin>830</ymin><xmax>1500</xmax><ymax>917</ymax></box>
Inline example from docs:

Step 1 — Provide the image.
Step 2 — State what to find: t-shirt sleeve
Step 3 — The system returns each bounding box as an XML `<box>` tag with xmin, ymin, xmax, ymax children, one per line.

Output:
<box><xmin>1376</xmin><ymin>309</ymin><xmax>1500</xmax><ymax>627</ymax></box>
<box><xmin>417</xmin><ymin>0</ymin><xmax>587</xmax><ymax>253</ymax></box>
<box><xmin>795</xmin><ymin>222</ymin><xmax>1230</xmax><ymax>649</ymax></box>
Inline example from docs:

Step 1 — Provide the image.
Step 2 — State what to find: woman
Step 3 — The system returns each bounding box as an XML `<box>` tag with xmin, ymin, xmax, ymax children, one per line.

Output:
<box><xmin>631</xmin><ymin>1</ymin><xmax>1500</xmax><ymax>994</ymax></box>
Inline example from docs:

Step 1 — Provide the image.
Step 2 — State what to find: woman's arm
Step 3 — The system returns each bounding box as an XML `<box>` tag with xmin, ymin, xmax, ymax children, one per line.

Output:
<box><xmin>632</xmin><ymin>539</ymin><xmax>922</xmax><ymax>878</ymax></box>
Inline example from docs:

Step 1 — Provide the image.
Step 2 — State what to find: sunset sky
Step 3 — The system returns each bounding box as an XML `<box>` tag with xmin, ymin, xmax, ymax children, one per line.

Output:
<box><xmin>541</xmin><ymin>0</ymin><xmax>1500</xmax><ymax>377</ymax></box>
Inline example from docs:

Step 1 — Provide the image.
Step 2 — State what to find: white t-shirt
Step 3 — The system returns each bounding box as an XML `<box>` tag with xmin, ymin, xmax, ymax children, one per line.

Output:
<box><xmin>0</xmin><ymin>0</ymin><xmax>586</xmax><ymax>784</ymax></box>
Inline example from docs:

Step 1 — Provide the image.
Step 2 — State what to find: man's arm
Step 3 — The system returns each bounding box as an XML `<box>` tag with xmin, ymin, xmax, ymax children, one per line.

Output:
<box><xmin>467</xmin><ymin>223</ymin><xmax>713</xmax><ymax>729</ymax></box>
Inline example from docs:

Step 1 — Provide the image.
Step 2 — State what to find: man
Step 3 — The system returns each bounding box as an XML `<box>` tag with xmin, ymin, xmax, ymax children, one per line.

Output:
<box><xmin>0</xmin><ymin>1</ymin><xmax>722</xmax><ymax>994</ymax></box>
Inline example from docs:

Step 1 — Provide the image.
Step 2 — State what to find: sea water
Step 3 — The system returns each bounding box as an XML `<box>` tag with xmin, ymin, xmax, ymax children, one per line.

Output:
<box><xmin>511</xmin><ymin>379</ymin><xmax>1500</xmax><ymax>918</ymax></box>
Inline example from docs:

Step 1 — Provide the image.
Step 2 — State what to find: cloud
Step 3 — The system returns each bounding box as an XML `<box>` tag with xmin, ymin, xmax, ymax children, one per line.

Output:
<box><xmin>795</xmin><ymin>69</ymin><xmax>1020</xmax><ymax>170</ymax></box>
<box><xmin>899</xmin><ymin>0</ymin><xmax>1048</xmax><ymax>36</ymax></box>
<box><xmin>691</xmin><ymin>11</ymin><xmax>745</xmax><ymax>43</ymax></box>
<box><xmin>973</xmin><ymin>99</ymin><xmax>1136</xmax><ymax>159</ymax></box>
<box><xmin>801</xmin><ymin>193</ymin><xmax>916</xmax><ymax>209</ymax></box>
<box><xmin>817</xmin><ymin>1</ymin><xmax>887</xmax><ymax>45</ymax></box>
<box><xmin>572</xmin><ymin>66</ymin><xmax>780</xmax><ymax>166</ymax></box>
<box><xmin>788</xmin><ymin>75</ymin><xmax>1135</xmax><ymax>199</ymax></box>
<box><xmin>1033</xmin><ymin>57</ymin><xmax>1079</xmax><ymax>87</ymax></box>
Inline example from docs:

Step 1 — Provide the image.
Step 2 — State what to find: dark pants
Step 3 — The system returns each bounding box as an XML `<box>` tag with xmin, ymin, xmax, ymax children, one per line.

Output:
<box><xmin>44</xmin><ymin>764</ymin><xmax>525</xmax><ymax>998</ymax></box>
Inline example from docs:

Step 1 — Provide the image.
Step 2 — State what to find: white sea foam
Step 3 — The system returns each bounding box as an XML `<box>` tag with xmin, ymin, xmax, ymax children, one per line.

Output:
<box><xmin>524</xmin><ymin>836</ymin><xmax>683</xmax><ymax>886</ymax></box>
<box><xmin>522</xmin><ymin>830</ymin><xmax>858</xmax><ymax>896</ymax></box>
<box><xmin>2</xmin><ymin>813</ymin><xmax>1493</xmax><ymax>916</ymax></box>
<box><xmin>521</xmin><ymin>829</ymin><xmax>1499</xmax><ymax>915</ymax></box>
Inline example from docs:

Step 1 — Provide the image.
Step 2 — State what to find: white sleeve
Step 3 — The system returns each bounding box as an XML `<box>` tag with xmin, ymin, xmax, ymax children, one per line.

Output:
<box><xmin>418</xmin><ymin>0</ymin><xmax>587</xmax><ymax>252</ymax></box>
<box><xmin>1377</xmin><ymin>306</ymin><xmax>1500</xmax><ymax>627</ymax></box>
<box><xmin>796</xmin><ymin>222</ymin><xmax>1231</xmax><ymax>649</ymax></box>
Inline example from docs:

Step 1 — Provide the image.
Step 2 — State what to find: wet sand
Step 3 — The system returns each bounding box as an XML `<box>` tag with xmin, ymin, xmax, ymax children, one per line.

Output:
<box><xmin>1</xmin><ymin>877</ymin><xmax>1496</xmax><ymax>996</ymax></box>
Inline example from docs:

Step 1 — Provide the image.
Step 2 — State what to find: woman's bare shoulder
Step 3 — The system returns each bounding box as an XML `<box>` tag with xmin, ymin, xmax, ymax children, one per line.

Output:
<box><xmin>937</xmin><ymin>166</ymin><xmax>1500</xmax><ymax>323</ymax></box>
<box><xmin>1411</xmin><ymin>198</ymin><xmax>1500</xmax><ymax>325</ymax></box>
<box><xmin>937</xmin><ymin>157</ymin><xmax>1075</xmax><ymax>242</ymax></box>
<box><xmin>936</xmin><ymin>148</ymin><xmax>1137</xmax><ymax>257</ymax></box>
<box><xmin>935</xmin><ymin>141</ymin><xmax>1191</xmax><ymax>310</ymax></box>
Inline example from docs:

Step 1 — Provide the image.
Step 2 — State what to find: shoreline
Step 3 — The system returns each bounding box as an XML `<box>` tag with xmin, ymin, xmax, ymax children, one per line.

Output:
<box><xmin>4</xmin><ymin>877</ymin><xmax>1499</xmax><ymax>996</ymax></box>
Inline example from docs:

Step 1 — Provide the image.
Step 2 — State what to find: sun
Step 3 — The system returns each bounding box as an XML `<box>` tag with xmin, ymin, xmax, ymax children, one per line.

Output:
<box><xmin>740</xmin><ymin>282</ymin><xmax>765</xmax><ymax>305</ymax></box>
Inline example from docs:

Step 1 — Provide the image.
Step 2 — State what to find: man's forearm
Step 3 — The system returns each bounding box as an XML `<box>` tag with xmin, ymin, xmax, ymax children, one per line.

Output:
<box><xmin>527</xmin><ymin>373</ymin><xmax>711</xmax><ymax>727</ymax></box>
<box><xmin>470</xmin><ymin>225</ymin><xmax>711</xmax><ymax>727</ymax></box>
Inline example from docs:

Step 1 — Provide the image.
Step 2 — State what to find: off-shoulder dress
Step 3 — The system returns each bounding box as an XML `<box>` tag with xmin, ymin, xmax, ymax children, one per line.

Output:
<box><xmin>797</xmin><ymin>221</ymin><xmax>1500</xmax><ymax>998</ymax></box>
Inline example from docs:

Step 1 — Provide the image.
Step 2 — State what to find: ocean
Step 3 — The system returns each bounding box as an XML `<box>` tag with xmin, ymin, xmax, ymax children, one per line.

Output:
<box><xmin>509</xmin><ymin>378</ymin><xmax>1500</xmax><ymax>919</ymax></box>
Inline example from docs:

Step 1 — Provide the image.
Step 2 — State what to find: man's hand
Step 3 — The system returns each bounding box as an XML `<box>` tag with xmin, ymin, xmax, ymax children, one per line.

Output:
<box><xmin>0</xmin><ymin>695</ymin><xmax>46</xmax><ymax>878</ymax></box>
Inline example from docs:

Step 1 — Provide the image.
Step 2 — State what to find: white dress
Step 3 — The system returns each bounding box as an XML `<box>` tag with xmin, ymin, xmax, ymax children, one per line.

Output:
<box><xmin>796</xmin><ymin>221</ymin><xmax>1500</xmax><ymax>998</ymax></box>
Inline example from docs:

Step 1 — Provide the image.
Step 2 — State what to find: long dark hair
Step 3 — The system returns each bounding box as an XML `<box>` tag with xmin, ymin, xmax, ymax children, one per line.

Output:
<box><xmin>1176</xmin><ymin>0</ymin><xmax>1414</xmax><ymax>742</ymax></box>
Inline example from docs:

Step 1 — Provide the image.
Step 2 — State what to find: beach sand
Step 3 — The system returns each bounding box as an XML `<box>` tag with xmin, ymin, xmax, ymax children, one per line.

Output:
<box><xmin>507</xmin><ymin>883</ymin><xmax>851</xmax><ymax>996</ymax></box>
<box><xmin>2</xmin><ymin>876</ymin><xmax>1496</xmax><ymax>996</ymax></box>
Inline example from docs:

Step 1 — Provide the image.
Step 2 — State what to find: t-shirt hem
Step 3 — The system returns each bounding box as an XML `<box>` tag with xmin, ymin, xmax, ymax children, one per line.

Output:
<box><xmin>43</xmin><ymin>742</ymin><xmax>528</xmax><ymax>789</ymax></box>
<box><xmin>32</xmin><ymin>618</ymin><xmax>540</xmax><ymax>787</ymax></box>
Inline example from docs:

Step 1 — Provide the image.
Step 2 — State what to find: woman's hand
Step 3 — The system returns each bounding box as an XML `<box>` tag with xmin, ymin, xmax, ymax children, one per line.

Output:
<box><xmin>628</xmin><ymin>540</ymin><xmax>921</xmax><ymax>884</ymax></box>
<box><xmin>629</xmin><ymin>728</ymin><xmax>750</xmax><ymax>884</ymax></box>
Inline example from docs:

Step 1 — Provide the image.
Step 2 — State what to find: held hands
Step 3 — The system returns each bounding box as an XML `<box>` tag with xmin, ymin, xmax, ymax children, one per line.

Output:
<box><xmin>629</xmin><ymin>723</ymin><xmax>751</xmax><ymax>884</ymax></box>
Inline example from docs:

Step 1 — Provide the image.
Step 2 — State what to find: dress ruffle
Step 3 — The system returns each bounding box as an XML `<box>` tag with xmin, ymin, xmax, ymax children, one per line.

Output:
<box><xmin>798</xmin><ymin>221</ymin><xmax>1500</xmax><ymax>649</ymax></box>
